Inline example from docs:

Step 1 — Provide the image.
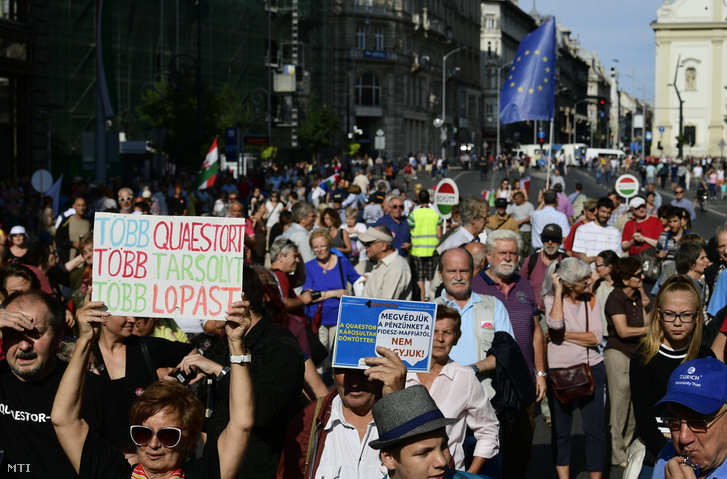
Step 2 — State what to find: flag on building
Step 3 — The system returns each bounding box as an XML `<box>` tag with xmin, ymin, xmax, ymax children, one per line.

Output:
<box><xmin>46</xmin><ymin>174</ymin><xmax>63</xmax><ymax>217</ymax></box>
<box><xmin>194</xmin><ymin>138</ymin><xmax>219</xmax><ymax>190</ymax></box>
<box><xmin>520</xmin><ymin>176</ymin><xmax>531</xmax><ymax>192</ymax></box>
<box><xmin>499</xmin><ymin>17</ymin><xmax>556</xmax><ymax>125</ymax></box>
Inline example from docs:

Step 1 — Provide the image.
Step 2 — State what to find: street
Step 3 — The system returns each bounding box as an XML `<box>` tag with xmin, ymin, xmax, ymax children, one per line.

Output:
<box><xmin>405</xmin><ymin>163</ymin><xmax>726</xmax><ymax>479</ymax></box>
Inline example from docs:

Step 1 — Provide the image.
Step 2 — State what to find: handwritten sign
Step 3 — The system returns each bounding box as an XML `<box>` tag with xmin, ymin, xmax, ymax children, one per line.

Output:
<box><xmin>332</xmin><ymin>296</ymin><xmax>437</xmax><ymax>372</ymax></box>
<box><xmin>91</xmin><ymin>213</ymin><xmax>246</xmax><ymax>320</ymax></box>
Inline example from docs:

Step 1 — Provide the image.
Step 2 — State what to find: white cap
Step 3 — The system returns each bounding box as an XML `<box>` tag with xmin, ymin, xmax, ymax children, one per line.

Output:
<box><xmin>629</xmin><ymin>197</ymin><xmax>646</xmax><ymax>209</ymax></box>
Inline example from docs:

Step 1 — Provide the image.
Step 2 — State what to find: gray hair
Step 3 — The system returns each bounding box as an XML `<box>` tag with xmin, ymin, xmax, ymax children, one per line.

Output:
<box><xmin>458</xmin><ymin>196</ymin><xmax>487</xmax><ymax>224</ymax></box>
<box><xmin>541</xmin><ymin>257</ymin><xmax>592</xmax><ymax>297</ymax></box>
<box><xmin>715</xmin><ymin>224</ymin><xmax>727</xmax><ymax>240</ymax></box>
<box><xmin>269</xmin><ymin>237</ymin><xmax>299</xmax><ymax>261</ymax></box>
<box><xmin>485</xmin><ymin>230</ymin><xmax>523</xmax><ymax>256</ymax></box>
<box><xmin>118</xmin><ymin>187</ymin><xmax>133</xmax><ymax>199</ymax></box>
<box><xmin>291</xmin><ymin>201</ymin><xmax>314</xmax><ymax>224</ymax></box>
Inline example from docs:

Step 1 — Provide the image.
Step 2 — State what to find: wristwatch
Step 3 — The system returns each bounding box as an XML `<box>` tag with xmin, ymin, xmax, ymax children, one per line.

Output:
<box><xmin>217</xmin><ymin>366</ymin><xmax>231</xmax><ymax>381</ymax></box>
<box><xmin>536</xmin><ymin>371</ymin><xmax>548</xmax><ymax>377</ymax></box>
<box><xmin>230</xmin><ymin>353</ymin><xmax>252</xmax><ymax>364</ymax></box>
<box><xmin>470</xmin><ymin>364</ymin><xmax>480</xmax><ymax>375</ymax></box>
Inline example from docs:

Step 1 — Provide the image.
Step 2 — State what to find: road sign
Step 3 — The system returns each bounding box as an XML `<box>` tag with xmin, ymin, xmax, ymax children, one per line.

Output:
<box><xmin>614</xmin><ymin>174</ymin><xmax>640</xmax><ymax>199</ymax></box>
<box><xmin>374</xmin><ymin>136</ymin><xmax>386</xmax><ymax>150</ymax></box>
<box><xmin>719</xmin><ymin>139</ymin><xmax>726</xmax><ymax>148</ymax></box>
<box><xmin>433</xmin><ymin>178</ymin><xmax>459</xmax><ymax>219</ymax></box>
<box><xmin>659</xmin><ymin>126</ymin><xmax>665</xmax><ymax>133</ymax></box>
<box><xmin>645</xmin><ymin>132</ymin><xmax>652</xmax><ymax>141</ymax></box>
<box><xmin>31</xmin><ymin>169</ymin><xmax>53</xmax><ymax>193</ymax></box>
<box><xmin>376</xmin><ymin>129</ymin><xmax>384</xmax><ymax>137</ymax></box>
<box><xmin>538</xmin><ymin>130</ymin><xmax>545</xmax><ymax>139</ymax></box>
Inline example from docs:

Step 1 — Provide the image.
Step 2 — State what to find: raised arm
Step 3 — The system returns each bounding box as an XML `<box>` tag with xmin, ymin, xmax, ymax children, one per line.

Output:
<box><xmin>216</xmin><ymin>293</ymin><xmax>255</xmax><ymax>479</ymax></box>
<box><xmin>51</xmin><ymin>291</ymin><xmax>110</xmax><ymax>474</ymax></box>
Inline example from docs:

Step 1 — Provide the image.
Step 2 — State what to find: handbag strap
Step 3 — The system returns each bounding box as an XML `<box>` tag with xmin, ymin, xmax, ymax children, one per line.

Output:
<box><xmin>584</xmin><ymin>295</ymin><xmax>591</xmax><ymax>363</ymax></box>
<box><xmin>338</xmin><ymin>257</ymin><xmax>345</xmax><ymax>289</ymax></box>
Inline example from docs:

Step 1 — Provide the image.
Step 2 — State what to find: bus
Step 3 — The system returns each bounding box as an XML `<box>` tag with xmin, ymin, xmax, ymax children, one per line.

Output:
<box><xmin>512</xmin><ymin>143</ymin><xmax>587</xmax><ymax>166</ymax></box>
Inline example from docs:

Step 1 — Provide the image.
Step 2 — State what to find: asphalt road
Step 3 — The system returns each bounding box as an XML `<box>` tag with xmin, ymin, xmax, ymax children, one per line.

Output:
<box><xmin>400</xmin><ymin>163</ymin><xmax>726</xmax><ymax>479</ymax></box>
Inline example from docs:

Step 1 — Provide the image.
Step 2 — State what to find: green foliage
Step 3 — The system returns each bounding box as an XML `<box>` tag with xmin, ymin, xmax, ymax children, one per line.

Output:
<box><xmin>261</xmin><ymin>146</ymin><xmax>278</xmax><ymax>160</ymax></box>
<box><xmin>346</xmin><ymin>142</ymin><xmax>361</xmax><ymax>157</ymax></box>
<box><xmin>297</xmin><ymin>96</ymin><xmax>341</xmax><ymax>160</ymax></box>
<box><xmin>137</xmin><ymin>77</ymin><xmax>252</xmax><ymax>167</ymax></box>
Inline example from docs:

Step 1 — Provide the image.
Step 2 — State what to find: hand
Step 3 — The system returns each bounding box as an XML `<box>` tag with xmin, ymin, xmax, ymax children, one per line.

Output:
<box><xmin>298</xmin><ymin>290</ymin><xmax>313</xmax><ymax>305</ymax></box>
<box><xmin>225</xmin><ymin>293</ymin><xmax>253</xmax><ymax>347</ymax></box>
<box><xmin>363</xmin><ymin>346</ymin><xmax>407</xmax><ymax>396</ymax></box>
<box><xmin>76</xmin><ymin>288</ymin><xmax>109</xmax><ymax>343</ymax></box>
<box><xmin>64</xmin><ymin>309</ymin><xmax>76</xmax><ymax>329</ymax></box>
<box><xmin>177</xmin><ymin>355</ymin><xmax>223</xmax><ymax>384</ymax></box>
<box><xmin>401</xmin><ymin>242</ymin><xmax>412</xmax><ymax>251</ymax></box>
<box><xmin>535</xmin><ymin>375</ymin><xmax>547</xmax><ymax>402</ymax></box>
<box><xmin>0</xmin><ymin>308</ymin><xmax>35</xmax><ymax>333</ymax></box>
<box><xmin>664</xmin><ymin>455</ymin><xmax>698</xmax><ymax>479</ymax></box>
<box><xmin>552</xmin><ymin>272</ymin><xmax>563</xmax><ymax>294</ymax></box>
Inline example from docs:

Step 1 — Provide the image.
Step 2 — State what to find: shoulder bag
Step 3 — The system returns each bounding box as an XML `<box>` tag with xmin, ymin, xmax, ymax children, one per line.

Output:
<box><xmin>549</xmin><ymin>295</ymin><xmax>595</xmax><ymax>404</ymax></box>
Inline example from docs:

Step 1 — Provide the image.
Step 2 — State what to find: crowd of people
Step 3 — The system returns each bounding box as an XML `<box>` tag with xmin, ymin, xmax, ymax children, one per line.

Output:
<box><xmin>2</xmin><ymin>151</ymin><xmax>727</xmax><ymax>479</ymax></box>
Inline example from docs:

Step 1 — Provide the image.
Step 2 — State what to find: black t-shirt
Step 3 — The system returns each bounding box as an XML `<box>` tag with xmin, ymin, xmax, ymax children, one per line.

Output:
<box><xmin>0</xmin><ymin>360</ymin><xmax>128</xmax><ymax>479</ymax></box>
<box><xmin>79</xmin><ymin>427</ymin><xmax>221</xmax><ymax>479</ymax></box>
<box><xmin>94</xmin><ymin>336</ymin><xmax>193</xmax><ymax>417</ymax></box>
<box><xmin>168</xmin><ymin>196</ymin><xmax>187</xmax><ymax>216</ymax></box>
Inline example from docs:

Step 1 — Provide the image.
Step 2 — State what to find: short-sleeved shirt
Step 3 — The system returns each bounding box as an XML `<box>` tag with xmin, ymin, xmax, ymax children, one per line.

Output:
<box><xmin>621</xmin><ymin>216</ymin><xmax>664</xmax><ymax>255</ymax></box>
<box><xmin>471</xmin><ymin>271</ymin><xmax>539</xmax><ymax>380</ymax></box>
<box><xmin>375</xmin><ymin>214</ymin><xmax>412</xmax><ymax>256</ymax></box>
<box><xmin>507</xmin><ymin>202</ymin><xmax>534</xmax><ymax>232</ymax></box>
<box><xmin>572</xmin><ymin>221</ymin><xmax>622</xmax><ymax>260</ymax></box>
<box><xmin>604</xmin><ymin>287</ymin><xmax>645</xmax><ymax>357</ymax></box>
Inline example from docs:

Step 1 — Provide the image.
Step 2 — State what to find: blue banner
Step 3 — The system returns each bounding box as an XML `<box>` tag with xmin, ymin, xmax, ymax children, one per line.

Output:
<box><xmin>499</xmin><ymin>17</ymin><xmax>556</xmax><ymax>124</ymax></box>
<box><xmin>332</xmin><ymin>296</ymin><xmax>438</xmax><ymax>372</ymax></box>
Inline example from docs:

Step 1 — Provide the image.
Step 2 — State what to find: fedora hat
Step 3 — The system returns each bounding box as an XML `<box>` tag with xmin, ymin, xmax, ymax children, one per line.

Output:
<box><xmin>369</xmin><ymin>385</ymin><xmax>459</xmax><ymax>450</ymax></box>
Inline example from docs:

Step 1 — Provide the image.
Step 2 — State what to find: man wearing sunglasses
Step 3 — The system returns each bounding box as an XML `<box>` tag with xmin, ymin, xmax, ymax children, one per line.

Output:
<box><xmin>670</xmin><ymin>187</ymin><xmax>697</xmax><ymax>222</ymax></box>
<box><xmin>117</xmin><ymin>187</ymin><xmax>135</xmax><ymax>214</ymax></box>
<box><xmin>375</xmin><ymin>196</ymin><xmax>412</xmax><ymax>256</ymax></box>
<box><xmin>652</xmin><ymin>358</ymin><xmax>727</xmax><ymax>479</ymax></box>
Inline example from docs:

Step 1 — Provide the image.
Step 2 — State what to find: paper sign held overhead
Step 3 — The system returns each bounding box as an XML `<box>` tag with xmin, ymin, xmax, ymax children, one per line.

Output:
<box><xmin>332</xmin><ymin>296</ymin><xmax>438</xmax><ymax>373</ymax></box>
<box><xmin>91</xmin><ymin>213</ymin><xmax>246</xmax><ymax>321</ymax></box>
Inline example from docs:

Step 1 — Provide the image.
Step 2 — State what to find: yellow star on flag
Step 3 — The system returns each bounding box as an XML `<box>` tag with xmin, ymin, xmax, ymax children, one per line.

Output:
<box><xmin>545</xmin><ymin>67</ymin><xmax>550</xmax><ymax>73</ymax></box>
<box><xmin>510</xmin><ymin>82</ymin><xmax>515</xmax><ymax>87</ymax></box>
<box><xmin>543</xmin><ymin>56</ymin><xmax>548</xmax><ymax>62</ymax></box>
<box><xmin>518</xmin><ymin>86</ymin><xmax>523</xmax><ymax>92</ymax></box>
<box><xmin>538</xmin><ymin>85</ymin><xmax>543</xmax><ymax>91</ymax></box>
<box><xmin>528</xmin><ymin>88</ymin><xmax>534</xmax><ymax>94</ymax></box>
<box><xmin>525</xmin><ymin>50</ymin><xmax>530</xmax><ymax>55</ymax></box>
<box><xmin>517</xmin><ymin>57</ymin><xmax>521</xmax><ymax>62</ymax></box>
<box><xmin>535</xmin><ymin>49</ymin><xmax>540</xmax><ymax>55</ymax></box>
<box><xmin>544</xmin><ymin>78</ymin><xmax>548</xmax><ymax>83</ymax></box>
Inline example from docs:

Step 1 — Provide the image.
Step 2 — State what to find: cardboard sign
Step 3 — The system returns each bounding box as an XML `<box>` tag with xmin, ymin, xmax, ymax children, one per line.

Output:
<box><xmin>91</xmin><ymin>213</ymin><xmax>246</xmax><ymax>320</ymax></box>
<box><xmin>331</xmin><ymin>296</ymin><xmax>438</xmax><ymax>372</ymax></box>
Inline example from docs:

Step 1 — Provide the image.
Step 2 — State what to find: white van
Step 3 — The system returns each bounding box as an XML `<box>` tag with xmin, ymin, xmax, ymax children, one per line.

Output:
<box><xmin>585</xmin><ymin>148</ymin><xmax>626</xmax><ymax>162</ymax></box>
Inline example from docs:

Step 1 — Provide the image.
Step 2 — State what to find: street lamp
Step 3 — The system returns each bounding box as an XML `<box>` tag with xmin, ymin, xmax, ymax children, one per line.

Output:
<box><xmin>613</xmin><ymin>58</ymin><xmax>637</xmax><ymax>154</ymax></box>
<box><xmin>494</xmin><ymin>61</ymin><xmax>512</xmax><ymax>159</ymax></box>
<box><xmin>572</xmin><ymin>98</ymin><xmax>590</xmax><ymax>145</ymax></box>
<box><xmin>436</xmin><ymin>46</ymin><xmax>465</xmax><ymax>162</ymax></box>
<box><xmin>670</xmin><ymin>54</ymin><xmax>685</xmax><ymax>159</ymax></box>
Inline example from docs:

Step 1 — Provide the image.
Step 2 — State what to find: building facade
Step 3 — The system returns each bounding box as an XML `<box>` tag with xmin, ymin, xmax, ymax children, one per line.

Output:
<box><xmin>652</xmin><ymin>0</ymin><xmax>727</xmax><ymax>158</ymax></box>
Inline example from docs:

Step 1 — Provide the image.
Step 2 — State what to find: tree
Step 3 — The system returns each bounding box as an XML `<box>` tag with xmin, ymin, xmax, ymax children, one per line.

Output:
<box><xmin>297</xmin><ymin>96</ymin><xmax>340</xmax><ymax>161</ymax></box>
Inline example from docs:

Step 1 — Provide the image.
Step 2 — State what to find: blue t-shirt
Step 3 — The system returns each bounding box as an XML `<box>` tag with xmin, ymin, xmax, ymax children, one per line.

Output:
<box><xmin>375</xmin><ymin>214</ymin><xmax>412</xmax><ymax>256</ymax></box>
<box><xmin>303</xmin><ymin>254</ymin><xmax>360</xmax><ymax>326</ymax></box>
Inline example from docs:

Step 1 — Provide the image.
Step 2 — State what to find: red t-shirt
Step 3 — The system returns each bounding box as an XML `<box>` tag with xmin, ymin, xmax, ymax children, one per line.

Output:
<box><xmin>273</xmin><ymin>269</ymin><xmax>306</xmax><ymax>319</ymax></box>
<box><xmin>622</xmin><ymin>216</ymin><xmax>664</xmax><ymax>255</ymax></box>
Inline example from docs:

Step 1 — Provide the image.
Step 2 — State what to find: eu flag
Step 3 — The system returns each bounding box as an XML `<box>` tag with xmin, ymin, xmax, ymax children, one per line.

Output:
<box><xmin>499</xmin><ymin>17</ymin><xmax>556</xmax><ymax>125</ymax></box>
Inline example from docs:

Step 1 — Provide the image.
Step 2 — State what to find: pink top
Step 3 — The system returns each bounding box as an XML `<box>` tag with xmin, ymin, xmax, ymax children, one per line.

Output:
<box><xmin>545</xmin><ymin>295</ymin><xmax>604</xmax><ymax>368</ymax></box>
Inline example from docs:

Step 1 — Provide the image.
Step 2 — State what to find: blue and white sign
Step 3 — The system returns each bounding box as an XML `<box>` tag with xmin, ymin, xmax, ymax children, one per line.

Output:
<box><xmin>645</xmin><ymin>131</ymin><xmax>653</xmax><ymax>141</ymax></box>
<box><xmin>658</xmin><ymin>126</ymin><xmax>665</xmax><ymax>133</ymax></box>
<box><xmin>538</xmin><ymin>130</ymin><xmax>545</xmax><ymax>139</ymax></box>
<box><xmin>332</xmin><ymin>296</ymin><xmax>438</xmax><ymax>372</ymax></box>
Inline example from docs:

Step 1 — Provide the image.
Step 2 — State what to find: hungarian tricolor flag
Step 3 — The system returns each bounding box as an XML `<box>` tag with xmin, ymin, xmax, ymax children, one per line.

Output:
<box><xmin>194</xmin><ymin>138</ymin><xmax>219</xmax><ymax>190</ymax></box>
<box><xmin>322</xmin><ymin>173</ymin><xmax>340</xmax><ymax>191</ymax></box>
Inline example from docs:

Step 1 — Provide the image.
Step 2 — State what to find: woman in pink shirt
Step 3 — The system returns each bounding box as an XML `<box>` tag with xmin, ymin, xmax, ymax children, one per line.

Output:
<box><xmin>543</xmin><ymin>257</ymin><xmax>606</xmax><ymax>479</ymax></box>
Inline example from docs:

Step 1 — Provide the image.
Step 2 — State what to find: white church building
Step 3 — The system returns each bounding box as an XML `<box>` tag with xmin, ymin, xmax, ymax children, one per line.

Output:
<box><xmin>652</xmin><ymin>0</ymin><xmax>727</xmax><ymax>158</ymax></box>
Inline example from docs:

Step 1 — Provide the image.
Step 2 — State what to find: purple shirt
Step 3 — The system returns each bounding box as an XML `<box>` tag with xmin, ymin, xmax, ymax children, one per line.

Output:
<box><xmin>556</xmin><ymin>192</ymin><xmax>575</xmax><ymax>218</ymax></box>
<box><xmin>472</xmin><ymin>271</ymin><xmax>539</xmax><ymax>381</ymax></box>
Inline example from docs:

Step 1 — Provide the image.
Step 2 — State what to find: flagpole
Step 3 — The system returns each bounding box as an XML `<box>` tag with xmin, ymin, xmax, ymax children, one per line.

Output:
<box><xmin>546</xmin><ymin>120</ymin><xmax>554</xmax><ymax>188</ymax></box>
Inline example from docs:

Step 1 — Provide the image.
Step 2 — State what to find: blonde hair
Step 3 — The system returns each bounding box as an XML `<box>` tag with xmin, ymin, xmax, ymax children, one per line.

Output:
<box><xmin>639</xmin><ymin>275</ymin><xmax>704</xmax><ymax>366</ymax></box>
<box><xmin>309</xmin><ymin>228</ymin><xmax>333</xmax><ymax>248</ymax></box>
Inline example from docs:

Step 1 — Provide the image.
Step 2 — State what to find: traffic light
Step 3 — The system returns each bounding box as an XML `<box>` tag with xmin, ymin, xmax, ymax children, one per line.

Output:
<box><xmin>599</xmin><ymin>100</ymin><xmax>605</xmax><ymax>106</ymax></box>
<box><xmin>676</xmin><ymin>137</ymin><xmax>683</xmax><ymax>150</ymax></box>
<box><xmin>539</xmin><ymin>137</ymin><xmax>544</xmax><ymax>145</ymax></box>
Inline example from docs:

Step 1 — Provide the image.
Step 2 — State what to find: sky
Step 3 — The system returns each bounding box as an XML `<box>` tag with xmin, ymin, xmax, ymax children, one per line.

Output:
<box><xmin>534</xmin><ymin>0</ymin><xmax>662</xmax><ymax>102</ymax></box>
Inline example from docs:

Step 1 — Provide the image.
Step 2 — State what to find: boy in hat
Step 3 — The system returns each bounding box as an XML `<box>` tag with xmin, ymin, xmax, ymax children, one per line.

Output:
<box><xmin>370</xmin><ymin>385</ymin><xmax>465</xmax><ymax>479</ymax></box>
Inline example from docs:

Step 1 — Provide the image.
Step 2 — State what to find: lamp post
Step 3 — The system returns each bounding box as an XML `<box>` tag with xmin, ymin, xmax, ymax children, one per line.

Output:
<box><xmin>671</xmin><ymin>54</ymin><xmax>684</xmax><ymax>159</ymax></box>
<box><xmin>613</xmin><ymin>59</ymin><xmax>637</xmax><ymax>153</ymax></box>
<box><xmin>572</xmin><ymin>98</ymin><xmax>590</xmax><ymax>145</ymax></box>
<box><xmin>437</xmin><ymin>46</ymin><xmax>465</xmax><ymax>162</ymax></box>
<box><xmin>495</xmin><ymin>61</ymin><xmax>512</xmax><ymax>159</ymax></box>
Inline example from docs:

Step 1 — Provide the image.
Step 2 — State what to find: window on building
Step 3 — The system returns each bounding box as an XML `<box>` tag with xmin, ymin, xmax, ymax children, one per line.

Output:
<box><xmin>374</xmin><ymin>28</ymin><xmax>384</xmax><ymax>50</ymax></box>
<box><xmin>485</xmin><ymin>16</ymin><xmax>496</xmax><ymax>29</ymax></box>
<box><xmin>486</xmin><ymin>103</ymin><xmax>494</xmax><ymax>121</ymax></box>
<box><xmin>686</xmin><ymin>67</ymin><xmax>696</xmax><ymax>91</ymax></box>
<box><xmin>356</xmin><ymin>74</ymin><xmax>381</xmax><ymax>106</ymax></box>
<box><xmin>684</xmin><ymin>125</ymin><xmax>696</xmax><ymax>146</ymax></box>
<box><xmin>356</xmin><ymin>25</ymin><xmax>366</xmax><ymax>50</ymax></box>
<box><xmin>1</xmin><ymin>0</ymin><xmax>28</xmax><ymax>22</ymax></box>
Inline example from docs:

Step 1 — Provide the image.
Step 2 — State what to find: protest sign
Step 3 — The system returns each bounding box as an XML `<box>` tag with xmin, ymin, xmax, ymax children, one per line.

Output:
<box><xmin>91</xmin><ymin>213</ymin><xmax>246</xmax><ymax>321</ymax></box>
<box><xmin>332</xmin><ymin>296</ymin><xmax>437</xmax><ymax>372</ymax></box>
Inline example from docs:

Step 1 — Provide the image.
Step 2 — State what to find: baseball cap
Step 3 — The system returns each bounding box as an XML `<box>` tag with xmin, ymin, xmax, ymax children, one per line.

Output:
<box><xmin>332</xmin><ymin>193</ymin><xmax>344</xmax><ymax>203</ymax></box>
<box><xmin>656</xmin><ymin>358</ymin><xmax>727</xmax><ymax>415</ymax></box>
<box><xmin>494</xmin><ymin>198</ymin><xmax>508</xmax><ymax>208</ymax></box>
<box><xmin>541</xmin><ymin>224</ymin><xmax>563</xmax><ymax>240</ymax></box>
<box><xmin>629</xmin><ymin>197</ymin><xmax>646</xmax><ymax>209</ymax></box>
<box><xmin>584</xmin><ymin>199</ymin><xmax>598</xmax><ymax>211</ymax></box>
<box><xmin>358</xmin><ymin>227</ymin><xmax>393</xmax><ymax>244</ymax></box>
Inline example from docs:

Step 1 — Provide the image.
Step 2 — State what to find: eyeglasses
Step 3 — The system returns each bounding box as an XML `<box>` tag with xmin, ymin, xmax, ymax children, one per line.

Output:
<box><xmin>363</xmin><ymin>240</ymin><xmax>381</xmax><ymax>247</ymax></box>
<box><xmin>541</xmin><ymin>236</ymin><xmax>561</xmax><ymax>244</ymax></box>
<box><xmin>390</xmin><ymin>205</ymin><xmax>404</xmax><ymax>210</ymax></box>
<box><xmin>631</xmin><ymin>271</ymin><xmax>644</xmax><ymax>278</ymax></box>
<box><xmin>587</xmin><ymin>208</ymin><xmax>597</xmax><ymax>213</ymax></box>
<box><xmin>676</xmin><ymin>190</ymin><xmax>685</xmax><ymax>194</ymax></box>
<box><xmin>130</xmin><ymin>425</ymin><xmax>184</xmax><ymax>448</ymax></box>
<box><xmin>661</xmin><ymin>408</ymin><xmax>727</xmax><ymax>433</ymax></box>
<box><xmin>659</xmin><ymin>310</ymin><xmax>697</xmax><ymax>323</ymax></box>
<box><xmin>577</xmin><ymin>275</ymin><xmax>592</xmax><ymax>284</ymax></box>
<box><xmin>118</xmin><ymin>196</ymin><xmax>133</xmax><ymax>202</ymax></box>
<box><xmin>595</xmin><ymin>263</ymin><xmax>607</xmax><ymax>268</ymax></box>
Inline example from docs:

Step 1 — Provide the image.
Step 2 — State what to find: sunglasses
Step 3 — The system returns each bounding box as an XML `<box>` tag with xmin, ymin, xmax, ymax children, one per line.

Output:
<box><xmin>118</xmin><ymin>196</ymin><xmax>133</xmax><ymax>202</ymax></box>
<box><xmin>130</xmin><ymin>425</ymin><xmax>184</xmax><ymax>448</ymax></box>
<box><xmin>676</xmin><ymin>190</ymin><xmax>685</xmax><ymax>194</ymax></box>
<box><xmin>541</xmin><ymin>236</ymin><xmax>561</xmax><ymax>244</ymax></box>
<box><xmin>390</xmin><ymin>205</ymin><xmax>404</xmax><ymax>209</ymax></box>
<box><xmin>363</xmin><ymin>240</ymin><xmax>380</xmax><ymax>247</ymax></box>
